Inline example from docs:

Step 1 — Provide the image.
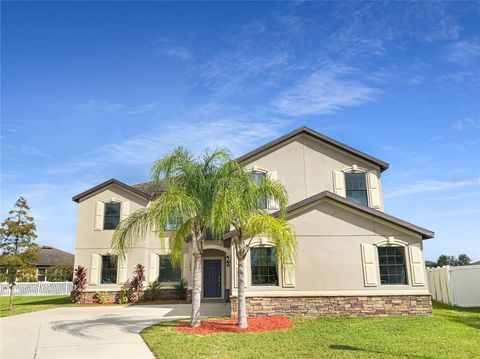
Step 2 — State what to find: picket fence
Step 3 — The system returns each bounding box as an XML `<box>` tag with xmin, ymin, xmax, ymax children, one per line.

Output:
<box><xmin>0</xmin><ymin>281</ymin><xmax>73</xmax><ymax>296</ymax></box>
<box><xmin>427</xmin><ymin>265</ymin><xmax>480</xmax><ymax>307</ymax></box>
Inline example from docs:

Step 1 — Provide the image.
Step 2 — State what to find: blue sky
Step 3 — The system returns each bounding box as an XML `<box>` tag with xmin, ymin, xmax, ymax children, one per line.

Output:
<box><xmin>2</xmin><ymin>2</ymin><xmax>479</xmax><ymax>261</ymax></box>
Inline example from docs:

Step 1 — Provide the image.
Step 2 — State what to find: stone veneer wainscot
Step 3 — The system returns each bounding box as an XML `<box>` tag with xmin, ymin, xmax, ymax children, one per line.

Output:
<box><xmin>230</xmin><ymin>295</ymin><xmax>432</xmax><ymax>317</ymax></box>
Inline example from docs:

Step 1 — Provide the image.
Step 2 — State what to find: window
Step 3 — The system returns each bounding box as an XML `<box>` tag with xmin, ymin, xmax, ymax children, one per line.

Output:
<box><xmin>101</xmin><ymin>255</ymin><xmax>117</xmax><ymax>284</ymax></box>
<box><xmin>37</xmin><ymin>268</ymin><xmax>47</xmax><ymax>282</ymax></box>
<box><xmin>378</xmin><ymin>247</ymin><xmax>408</xmax><ymax>285</ymax></box>
<box><xmin>345</xmin><ymin>172</ymin><xmax>368</xmax><ymax>206</ymax></box>
<box><xmin>250</xmin><ymin>171</ymin><xmax>267</xmax><ymax>209</ymax></box>
<box><xmin>164</xmin><ymin>217</ymin><xmax>182</xmax><ymax>231</ymax></box>
<box><xmin>251</xmin><ymin>247</ymin><xmax>278</xmax><ymax>286</ymax></box>
<box><xmin>104</xmin><ymin>202</ymin><xmax>121</xmax><ymax>230</ymax></box>
<box><xmin>159</xmin><ymin>255</ymin><xmax>181</xmax><ymax>282</ymax></box>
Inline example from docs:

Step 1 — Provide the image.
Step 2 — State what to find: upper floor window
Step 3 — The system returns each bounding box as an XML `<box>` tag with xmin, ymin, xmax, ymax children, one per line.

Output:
<box><xmin>250</xmin><ymin>171</ymin><xmax>267</xmax><ymax>209</ymax></box>
<box><xmin>101</xmin><ymin>255</ymin><xmax>117</xmax><ymax>284</ymax></box>
<box><xmin>345</xmin><ymin>172</ymin><xmax>368</xmax><ymax>206</ymax></box>
<box><xmin>159</xmin><ymin>255</ymin><xmax>181</xmax><ymax>282</ymax></box>
<box><xmin>164</xmin><ymin>217</ymin><xmax>182</xmax><ymax>231</ymax></box>
<box><xmin>251</xmin><ymin>247</ymin><xmax>278</xmax><ymax>286</ymax></box>
<box><xmin>378</xmin><ymin>247</ymin><xmax>407</xmax><ymax>285</ymax></box>
<box><xmin>104</xmin><ymin>202</ymin><xmax>121</xmax><ymax>230</ymax></box>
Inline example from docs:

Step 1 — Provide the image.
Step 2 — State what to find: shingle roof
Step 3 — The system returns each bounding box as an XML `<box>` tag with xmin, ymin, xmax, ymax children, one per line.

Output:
<box><xmin>130</xmin><ymin>181</ymin><xmax>167</xmax><ymax>197</ymax></box>
<box><xmin>33</xmin><ymin>246</ymin><xmax>74</xmax><ymax>267</ymax></box>
<box><xmin>224</xmin><ymin>191</ymin><xmax>434</xmax><ymax>240</ymax></box>
<box><xmin>236</xmin><ymin>126</ymin><xmax>389</xmax><ymax>172</ymax></box>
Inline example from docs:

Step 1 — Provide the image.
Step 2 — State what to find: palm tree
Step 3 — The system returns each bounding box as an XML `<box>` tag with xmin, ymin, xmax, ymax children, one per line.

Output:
<box><xmin>211</xmin><ymin>161</ymin><xmax>296</xmax><ymax>328</ymax></box>
<box><xmin>112</xmin><ymin>147</ymin><xmax>231</xmax><ymax>327</ymax></box>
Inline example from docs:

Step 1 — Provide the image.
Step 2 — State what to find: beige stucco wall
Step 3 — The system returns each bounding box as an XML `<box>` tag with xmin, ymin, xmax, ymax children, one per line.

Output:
<box><xmin>73</xmin><ymin>184</ymin><xmax>232</xmax><ymax>293</ymax></box>
<box><xmin>242</xmin><ymin>134</ymin><xmax>385</xmax><ymax>211</ymax></box>
<box><xmin>74</xmin><ymin>185</ymin><xmax>189</xmax><ymax>291</ymax></box>
<box><xmin>230</xmin><ymin>199</ymin><xmax>427</xmax><ymax>296</ymax></box>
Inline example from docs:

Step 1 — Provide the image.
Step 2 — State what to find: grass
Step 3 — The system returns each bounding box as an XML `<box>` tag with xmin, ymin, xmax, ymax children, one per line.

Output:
<box><xmin>0</xmin><ymin>295</ymin><xmax>72</xmax><ymax>317</ymax></box>
<box><xmin>141</xmin><ymin>301</ymin><xmax>480</xmax><ymax>359</ymax></box>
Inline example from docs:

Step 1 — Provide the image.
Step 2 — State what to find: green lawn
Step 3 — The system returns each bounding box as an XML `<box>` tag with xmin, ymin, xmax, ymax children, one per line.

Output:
<box><xmin>0</xmin><ymin>295</ymin><xmax>72</xmax><ymax>317</ymax></box>
<box><xmin>141</xmin><ymin>302</ymin><xmax>480</xmax><ymax>359</ymax></box>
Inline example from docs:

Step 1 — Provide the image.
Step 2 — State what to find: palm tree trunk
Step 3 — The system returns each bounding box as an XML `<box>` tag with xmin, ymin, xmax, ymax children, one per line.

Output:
<box><xmin>237</xmin><ymin>255</ymin><xmax>248</xmax><ymax>328</ymax></box>
<box><xmin>190</xmin><ymin>253</ymin><xmax>202</xmax><ymax>327</ymax></box>
<box><xmin>8</xmin><ymin>282</ymin><xmax>15</xmax><ymax>310</ymax></box>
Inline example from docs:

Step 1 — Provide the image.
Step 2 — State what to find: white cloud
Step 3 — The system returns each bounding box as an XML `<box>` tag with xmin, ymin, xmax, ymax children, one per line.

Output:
<box><xmin>162</xmin><ymin>46</ymin><xmax>191</xmax><ymax>60</ymax></box>
<box><xmin>448</xmin><ymin>40</ymin><xmax>480</xmax><ymax>64</ymax></box>
<box><xmin>78</xmin><ymin>100</ymin><xmax>126</xmax><ymax>112</ymax></box>
<box><xmin>43</xmin><ymin>117</ymin><xmax>290</xmax><ymax>178</ymax></box>
<box><xmin>1</xmin><ymin>181</ymin><xmax>95</xmax><ymax>253</ymax></box>
<box><xmin>385</xmin><ymin>177</ymin><xmax>480</xmax><ymax>199</ymax></box>
<box><xmin>78</xmin><ymin>100</ymin><xmax>157</xmax><ymax>115</ymax></box>
<box><xmin>99</xmin><ymin>118</ymin><xmax>288</xmax><ymax>165</ymax></box>
<box><xmin>452</xmin><ymin>118</ymin><xmax>480</xmax><ymax>131</ymax></box>
<box><xmin>126</xmin><ymin>103</ymin><xmax>157</xmax><ymax>115</ymax></box>
<box><xmin>273</xmin><ymin>66</ymin><xmax>376</xmax><ymax>116</ymax></box>
<box><xmin>155</xmin><ymin>38</ymin><xmax>191</xmax><ymax>60</ymax></box>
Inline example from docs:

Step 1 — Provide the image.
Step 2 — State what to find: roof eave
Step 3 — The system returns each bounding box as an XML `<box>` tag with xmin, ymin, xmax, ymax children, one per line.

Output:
<box><xmin>224</xmin><ymin>191</ymin><xmax>433</xmax><ymax>240</ymax></box>
<box><xmin>72</xmin><ymin>178</ymin><xmax>151</xmax><ymax>203</ymax></box>
<box><xmin>236</xmin><ymin>126</ymin><xmax>389</xmax><ymax>172</ymax></box>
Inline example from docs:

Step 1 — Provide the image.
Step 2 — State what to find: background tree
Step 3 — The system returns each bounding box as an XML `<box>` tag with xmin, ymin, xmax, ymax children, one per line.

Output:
<box><xmin>437</xmin><ymin>255</ymin><xmax>455</xmax><ymax>266</ymax></box>
<box><xmin>113</xmin><ymin>147</ymin><xmax>232</xmax><ymax>327</ymax></box>
<box><xmin>456</xmin><ymin>254</ymin><xmax>471</xmax><ymax>266</ymax></box>
<box><xmin>437</xmin><ymin>254</ymin><xmax>472</xmax><ymax>267</ymax></box>
<box><xmin>0</xmin><ymin>197</ymin><xmax>38</xmax><ymax>310</ymax></box>
<box><xmin>48</xmin><ymin>264</ymin><xmax>74</xmax><ymax>281</ymax></box>
<box><xmin>212</xmin><ymin>161</ymin><xmax>296</xmax><ymax>328</ymax></box>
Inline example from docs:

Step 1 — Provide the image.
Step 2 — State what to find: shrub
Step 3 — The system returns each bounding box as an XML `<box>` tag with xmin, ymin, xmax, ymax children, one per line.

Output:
<box><xmin>146</xmin><ymin>280</ymin><xmax>162</xmax><ymax>301</ymax></box>
<box><xmin>129</xmin><ymin>264</ymin><xmax>145</xmax><ymax>302</ymax></box>
<box><xmin>48</xmin><ymin>264</ymin><xmax>74</xmax><ymax>281</ymax></box>
<box><xmin>93</xmin><ymin>291</ymin><xmax>107</xmax><ymax>304</ymax></box>
<box><xmin>174</xmin><ymin>278</ymin><xmax>188</xmax><ymax>300</ymax></box>
<box><xmin>71</xmin><ymin>265</ymin><xmax>87</xmax><ymax>303</ymax></box>
<box><xmin>116</xmin><ymin>286</ymin><xmax>132</xmax><ymax>304</ymax></box>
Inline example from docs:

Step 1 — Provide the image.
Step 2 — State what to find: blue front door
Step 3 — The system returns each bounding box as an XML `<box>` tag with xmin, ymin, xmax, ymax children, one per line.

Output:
<box><xmin>203</xmin><ymin>260</ymin><xmax>222</xmax><ymax>298</ymax></box>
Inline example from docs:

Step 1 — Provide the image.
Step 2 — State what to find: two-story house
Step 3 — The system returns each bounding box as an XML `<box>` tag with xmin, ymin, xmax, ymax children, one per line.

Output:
<box><xmin>72</xmin><ymin>126</ymin><xmax>434</xmax><ymax>316</ymax></box>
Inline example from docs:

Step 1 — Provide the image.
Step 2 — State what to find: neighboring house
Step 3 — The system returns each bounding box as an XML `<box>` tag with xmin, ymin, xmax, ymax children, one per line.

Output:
<box><xmin>72</xmin><ymin>126</ymin><xmax>434</xmax><ymax>316</ymax></box>
<box><xmin>33</xmin><ymin>246</ymin><xmax>74</xmax><ymax>281</ymax></box>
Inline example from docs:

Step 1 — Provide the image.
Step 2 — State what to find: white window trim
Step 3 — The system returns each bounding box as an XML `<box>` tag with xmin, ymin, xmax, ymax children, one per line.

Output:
<box><xmin>342</xmin><ymin>165</ymin><xmax>370</xmax><ymax>207</ymax></box>
<box><xmin>248</xmin><ymin>240</ymin><xmax>281</xmax><ymax>289</ymax></box>
<box><xmin>98</xmin><ymin>252</ymin><xmax>119</xmax><ymax>285</ymax></box>
<box><xmin>373</xmin><ymin>237</ymin><xmax>411</xmax><ymax>286</ymax></box>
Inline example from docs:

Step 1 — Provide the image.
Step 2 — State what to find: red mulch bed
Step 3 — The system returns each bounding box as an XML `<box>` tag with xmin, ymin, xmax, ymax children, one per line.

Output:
<box><xmin>176</xmin><ymin>316</ymin><xmax>294</xmax><ymax>335</ymax></box>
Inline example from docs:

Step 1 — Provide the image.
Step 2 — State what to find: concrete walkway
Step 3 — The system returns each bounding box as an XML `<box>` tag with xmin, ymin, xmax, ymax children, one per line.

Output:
<box><xmin>0</xmin><ymin>303</ymin><xmax>230</xmax><ymax>359</ymax></box>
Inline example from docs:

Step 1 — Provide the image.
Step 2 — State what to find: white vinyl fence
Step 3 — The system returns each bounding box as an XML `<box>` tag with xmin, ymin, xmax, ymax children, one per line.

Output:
<box><xmin>0</xmin><ymin>281</ymin><xmax>73</xmax><ymax>296</ymax></box>
<box><xmin>427</xmin><ymin>265</ymin><xmax>480</xmax><ymax>307</ymax></box>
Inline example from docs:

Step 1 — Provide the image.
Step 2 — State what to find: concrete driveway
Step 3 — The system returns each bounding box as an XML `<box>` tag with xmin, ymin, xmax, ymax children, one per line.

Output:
<box><xmin>0</xmin><ymin>303</ymin><xmax>229</xmax><ymax>359</ymax></box>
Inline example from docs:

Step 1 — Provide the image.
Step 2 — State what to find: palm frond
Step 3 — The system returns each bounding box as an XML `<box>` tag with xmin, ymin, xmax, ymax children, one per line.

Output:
<box><xmin>147</xmin><ymin>188</ymin><xmax>198</xmax><ymax>238</ymax></box>
<box><xmin>170</xmin><ymin>219</ymin><xmax>193</xmax><ymax>267</ymax></box>
<box><xmin>151</xmin><ymin>146</ymin><xmax>192</xmax><ymax>185</ymax></box>
<box><xmin>112</xmin><ymin>209</ymin><xmax>151</xmax><ymax>259</ymax></box>
<box><xmin>258</xmin><ymin>177</ymin><xmax>289</xmax><ymax>218</ymax></box>
<box><xmin>245</xmin><ymin>212</ymin><xmax>297</xmax><ymax>267</ymax></box>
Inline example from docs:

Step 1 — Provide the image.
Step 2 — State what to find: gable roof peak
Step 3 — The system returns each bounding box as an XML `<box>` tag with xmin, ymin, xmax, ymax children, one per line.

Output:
<box><xmin>236</xmin><ymin>125</ymin><xmax>389</xmax><ymax>171</ymax></box>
